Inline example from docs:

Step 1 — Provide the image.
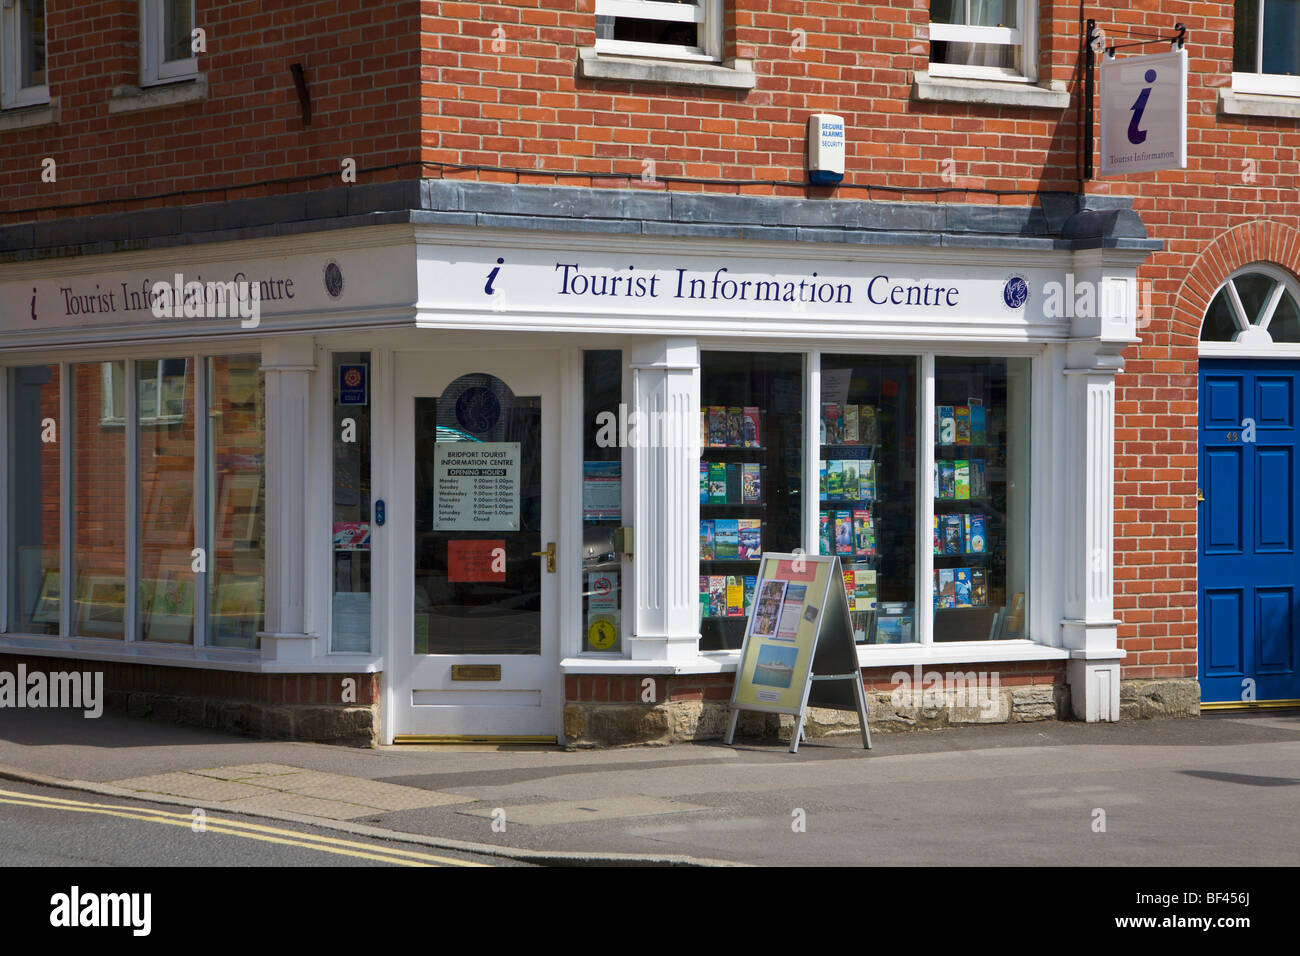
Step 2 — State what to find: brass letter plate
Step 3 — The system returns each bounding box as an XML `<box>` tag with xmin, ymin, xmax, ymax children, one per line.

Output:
<box><xmin>451</xmin><ymin>665</ymin><xmax>502</xmax><ymax>682</ymax></box>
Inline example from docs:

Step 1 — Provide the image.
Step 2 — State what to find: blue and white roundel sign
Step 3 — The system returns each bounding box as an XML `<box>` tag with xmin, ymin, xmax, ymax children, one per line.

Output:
<box><xmin>455</xmin><ymin>386</ymin><xmax>501</xmax><ymax>433</ymax></box>
<box><xmin>1003</xmin><ymin>276</ymin><xmax>1028</xmax><ymax>310</ymax></box>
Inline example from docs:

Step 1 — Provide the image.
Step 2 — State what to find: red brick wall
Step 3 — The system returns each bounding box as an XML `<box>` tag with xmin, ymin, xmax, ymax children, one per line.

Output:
<box><xmin>1</xmin><ymin>0</ymin><xmax>422</xmax><ymax>222</ymax></box>
<box><xmin>422</xmin><ymin>1</ymin><xmax>1079</xmax><ymax>194</ymax></box>
<box><xmin>1101</xmin><ymin>6</ymin><xmax>1290</xmax><ymax>682</ymax></box>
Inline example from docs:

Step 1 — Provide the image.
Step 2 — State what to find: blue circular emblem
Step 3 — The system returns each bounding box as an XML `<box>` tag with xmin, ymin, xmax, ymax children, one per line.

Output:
<box><xmin>455</xmin><ymin>386</ymin><xmax>501</xmax><ymax>433</ymax></box>
<box><xmin>1003</xmin><ymin>276</ymin><xmax>1028</xmax><ymax>310</ymax></box>
<box><xmin>324</xmin><ymin>262</ymin><xmax>344</xmax><ymax>298</ymax></box>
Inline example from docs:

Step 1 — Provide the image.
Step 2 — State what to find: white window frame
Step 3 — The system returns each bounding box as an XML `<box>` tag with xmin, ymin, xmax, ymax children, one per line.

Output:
<box><xmin>1232</xmin><ymin>0</ymin><xmax>1300</xmax><ymax>97</ymax></box>
<box><xmin>595</xmin><ymin>0</ymin><xmax>723</xmax><ymax>63</ymax></box>
<box><xmin>0</xmin><ymin>0</ymin><xmax>49</xmax><ymax>110</ymax></box>
<box><xmin>928</xmin><ymin>0</ymin><xmax>1036</xmax><ymax>83</ymax></box>
<box><xmin>139</xmin><ymin>0</ymin><xmax>198</xmax><ymax>86</ymax></box>
<box><xmin>100</xmin><ymin>358</ymin><xmax>188</xmax><ymax>426</ymax></box>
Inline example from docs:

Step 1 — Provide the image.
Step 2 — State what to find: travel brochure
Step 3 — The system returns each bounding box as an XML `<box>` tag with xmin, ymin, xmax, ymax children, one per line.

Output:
<box><xmin>874</xmin><ymin>602</ymin><xmax>914</xmax><ymax>643</ymax></box>
<box><xmin>748</xmin><ymin>578</ymin><xmax>809</xmax><ymax>645</ymax></box>
<box><xmin>700</xmin><ymin>461</ymin><xmax>762</xmax><ymax>505</ymax></box>
<box><xmin>819</xmin><ymin>508</ymin><xmax>874</xmax><ymax>558</ymax></box>
<box><xmin>702</xmin><ymin>405</ymin><xmax>762</xmax><ymax>448</ymax></box>
<box><xmin>935</xmin><ymin>402</ymin><xmax>986</xmax><ymax>446</ymax></box>
<box><xmin>700</xmin><ymin>518</ymin><xmax>762</xmax><ymax>560</ymax></box>
<box><xmin>933</xmin><ymin>567</ymin><xmax>989</xmax><ymax>609</ymax></box>
<box><xmin>934</xmin><ymin>458</ymin><xmax>987</xmax><ymax>499</ymax></box>
<box><xmin>933</xmin><ymin>513</ymin><xmax>987</xmax><ymax>555</ymax></box>
<box><xmin>840</xmin><ymin>565</ymin><xmax>877</xmax><ymax>613</ymax></box>
<box><xmin>700</xmin><ymin>573</ymin><xmax>759</xmax><ymax>620</ymax></box>
<box><xmin>819</xmin><ymin>458</ymin><xmax>875</xmax><ymax>501</ymax></box>
<box><xmin>821</xmin><ymin>403</ymin><xmax>878</xmax><ymax>445</ymax></box>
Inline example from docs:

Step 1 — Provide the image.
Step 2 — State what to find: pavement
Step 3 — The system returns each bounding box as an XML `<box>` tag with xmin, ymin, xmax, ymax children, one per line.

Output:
<box><xmin>2</xmin><ymin>706</ymin><xmax>1300</xmax><ymax>866</ymax></box>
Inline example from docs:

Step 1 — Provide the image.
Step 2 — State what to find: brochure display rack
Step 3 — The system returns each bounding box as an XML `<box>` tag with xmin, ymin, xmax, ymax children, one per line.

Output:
<box><xmin>817</xmin><ymin>358</ymin><xmax>917</xmax><ymax>645</ymax></box>
<box><xmin>818</xmin><ymin>400</ymin><xmax>880</xmax><ymax>644</ymax></box>
<box><xmin>698</xmin><ymin>405</ymin><xmax>768</xmax><ymax>642</ymax></box>
<box><xmin>932</xmin><ymin>384</ymin><xmax>1024</xmax><ymax>641</ymax></box>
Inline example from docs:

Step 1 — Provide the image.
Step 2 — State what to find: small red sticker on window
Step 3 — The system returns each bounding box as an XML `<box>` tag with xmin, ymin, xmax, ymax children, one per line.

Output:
<box><xmin>448</xmin><ymin>540</ymin><xmax>506</xmax><ymax>582</ymax></box>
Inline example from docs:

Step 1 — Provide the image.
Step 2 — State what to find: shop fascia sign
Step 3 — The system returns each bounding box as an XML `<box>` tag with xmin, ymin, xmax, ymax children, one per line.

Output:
<box><xmin>460</xmin><ymin>248</ymin><xmax>1050</xmax><ymax>320</ymax></box>
<box><xmin>1099</xmin><ymin>47</ymin><xmax>1188</xmax><ymax>177</ymax></box>
<box><xmin>8</xmin><ymin>268</ymin><xmax>299</xmax><ymax>331</ymax></box>
<box><xmin>0</xmin><ymin>251</ymin><xmax>387</xmax><ymax>335</ymax></box>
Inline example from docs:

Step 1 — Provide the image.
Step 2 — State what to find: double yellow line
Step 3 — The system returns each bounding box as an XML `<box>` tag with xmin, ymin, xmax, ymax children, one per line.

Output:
<box><xmin>0</xmin><ymin>786</ymin><xmax>489</xmax><ymax>867</ymax></box>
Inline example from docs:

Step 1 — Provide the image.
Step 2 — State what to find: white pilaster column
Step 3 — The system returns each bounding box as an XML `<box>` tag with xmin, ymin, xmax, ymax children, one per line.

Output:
<box><xmin>1060</xmin><ymin>255</ymin><xmax>1143</xmax><ymax>720</ymax></box>
<box><xmin>628</xmin><ymin>338</ymin><xmax>700</xmax><ymax>662</ymax></box>
<box><xmin>258</xmin><ymin>336</ymin><xmax>317</xmax><ymax>662</ymax></box>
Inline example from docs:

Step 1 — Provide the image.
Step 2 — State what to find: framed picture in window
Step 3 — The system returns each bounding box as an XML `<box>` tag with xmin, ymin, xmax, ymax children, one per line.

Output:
<box><xmin>143</xmin><ymin>469</ymin><xmax>195</xmax><ymax>535</ymax></box>
<box><xmin>77</xmin><ymin>575</ymin><xmax>126</xmax><ymax>638</ymax></box>
<box><xmin>225</xmin><ymin>364</ymin><xmax>261</xmax><ymax>410</ymax></box>
<box><xmin>143</xmin><ymin>571</ymin><xmax>195</xmax><ymax>643</ymax></box>
<box><xmin>17</xmin><ymin>546</ymin><xmax>52</xmax><ymax>626</ymax></box>
<box><xmin>30</xmin><ymin>567</ymin><xmax>62</xmax><ymax>626</ymax></box>
<box><xmin>217</xmin><ymin>473</ymin><xmax>262</xmax><ymax>545</ymax></box>
<box><xmin>211</xmin><ymin>574</ymin><xmax>263</xmax><ymax>645</ymax></box>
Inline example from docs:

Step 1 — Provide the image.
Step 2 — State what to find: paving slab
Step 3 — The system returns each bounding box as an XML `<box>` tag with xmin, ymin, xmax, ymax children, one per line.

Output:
<box><xmin>218</xmin><ymin>792</ymin><xmax>383</xmax><ymax>820</ymax></box>
<box><xmin>109</xmin><ymin>772</ymin><xmax>274</xmax><ymax>802</ymax></box>
<box><xmin>190</xmin><ymin>763</ymin><xmax>306</xmax><ymax>780</ymax></box>
<box><xmin>289</xmin><ymin>783</ymin><xmax>472</xmax><ymax>811</ymax></box>
<box><xmin>456</xmin><ymin>796</ymin><xmax>711</xmax><ymax>826</ymax></box>
<box><xmin>108</xmin><ymin>765</ymin><xmax>472</xmax><ymax>816</ymax></box>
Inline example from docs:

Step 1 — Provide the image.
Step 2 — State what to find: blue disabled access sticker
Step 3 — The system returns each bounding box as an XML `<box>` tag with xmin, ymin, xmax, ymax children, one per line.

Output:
<box><xmin>339</xmin><ymin>364</ymin><xmax>368</xmax><ymax>405</ymax></box>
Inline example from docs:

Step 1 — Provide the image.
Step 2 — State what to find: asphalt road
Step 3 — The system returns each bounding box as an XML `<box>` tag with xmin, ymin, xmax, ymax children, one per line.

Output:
<box><xmin>0</xmin><ymin>779</ymin><xmax>517</xmax><ymax>867</ymax></box>
<box><xmin>2</xmin><ymin>707</ymin><xmax>1299</xmax><ymax>867</ymax></box>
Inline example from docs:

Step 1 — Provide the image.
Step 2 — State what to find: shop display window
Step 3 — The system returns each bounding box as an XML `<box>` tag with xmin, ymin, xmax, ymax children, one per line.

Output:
<box><xmin>932</xmin><ymin>357</ymin><xmax>1030</xmax><ymax>641</ymax></box>
<box><xmin>6</xmin><ymin>365</ymin><xmax>61</xmax><ymax>635</ymax></box>
<box><xmin>331</xmin><ymin>352</ymin><xmax>372</xmax><ymax>652</ymax></box>
<box><xmin>699</xmin><ymin>351</ymin><xmax>803</xmax><ymax>651</ymax></box>
<box><xmin>10</xmin><ymin>355</ymin><xmax>266</xmax><ymax>646</ymax></box>
<box><xmin>138</xmin><ymin>358</ymin><xmax>196</xmax><ymax>643</ymax></box>
<box><xmin>206</xmin><ymin>355</ymin><xmax>266</xmax><ymax>648</ymax></box>
<box><xmin>818</xmin><ymin>357</ymin><xmax>918</xmax><ymax>643</ymax></box>
<box><xmin>581</xmin><ymin>350</ymin><xmax>624</xmax><ymax>653</ymax></box>
<box><xmin>72</xmin><ymin>361</ymin><xmax>128</xmax><ymax>639</ymax></box>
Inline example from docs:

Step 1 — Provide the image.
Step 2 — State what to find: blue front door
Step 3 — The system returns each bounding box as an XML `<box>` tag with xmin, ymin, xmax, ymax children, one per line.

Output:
<box><xmin>1198</xmin><ymin>359</ymin><xmax>1300</xmax><ymax>704</ymax></box>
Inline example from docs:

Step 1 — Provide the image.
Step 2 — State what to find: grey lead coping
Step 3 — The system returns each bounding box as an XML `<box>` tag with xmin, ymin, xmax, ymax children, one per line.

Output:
<box><xmin>0</xmin><ymin>179</ymin><xmax>1161</xmax><ymax>263</ymax></box>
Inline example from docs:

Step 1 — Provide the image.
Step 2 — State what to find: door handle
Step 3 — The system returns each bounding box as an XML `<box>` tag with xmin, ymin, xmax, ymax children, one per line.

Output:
<box><xmin>531</xmin><ymin>542</ymin><xmax>556</xmax><ymax>573</ymax></box>
<box><xmin>1196</xmin><ymin>488</ymin><xmax>1204</xmax><ymax>502</ymax></box>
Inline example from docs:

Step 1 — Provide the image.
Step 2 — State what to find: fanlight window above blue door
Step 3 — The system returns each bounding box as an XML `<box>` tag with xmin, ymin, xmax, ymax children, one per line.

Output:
<box><xmin>1201</xmin><ymin>268</ymin><xmax>1300</xmax><ymax>346</ymax></box>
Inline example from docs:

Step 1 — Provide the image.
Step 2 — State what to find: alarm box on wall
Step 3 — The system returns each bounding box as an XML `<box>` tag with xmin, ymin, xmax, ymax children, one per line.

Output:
<box><xmin>808</xmin><ymin>113</ymin><xmax>846</xmax><ymax>186</ymax></box>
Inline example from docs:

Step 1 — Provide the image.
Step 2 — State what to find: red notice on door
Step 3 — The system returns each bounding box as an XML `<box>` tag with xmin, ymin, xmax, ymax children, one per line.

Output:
<box><xmin>448</xmin><ymin>540</ymin><xmax>507</xmax><ymax>582</ymax></box>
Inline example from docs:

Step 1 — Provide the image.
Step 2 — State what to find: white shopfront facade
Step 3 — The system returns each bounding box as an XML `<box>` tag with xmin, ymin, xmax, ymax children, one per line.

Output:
<box><xmin>0</xmin><ymin>217</ymin><xmax>1148</xmax><ymax>744</ymax></box>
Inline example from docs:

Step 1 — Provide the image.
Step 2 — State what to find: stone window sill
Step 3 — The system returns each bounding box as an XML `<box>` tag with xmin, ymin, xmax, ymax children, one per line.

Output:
<box><xmin>912</xmin><ymin>70</ymin><xmax>1069</xmax><ymax>110</ymax></box>
<box><xmin>109</xmin><ymin>75</ymin><xmax>208</xmax><ymax>115</ymax></box>
<box><xmin>0</xmin><ymin>98</ymin><xmax>57</xmax><ymax>132</ymax></box>
<box><xmin>1218</xmin><ymin>88</ymin><xmax>1300</xmax><ymax>120</ymax></box>
<box><xmin>578</xmin><ymin>47</ymin><xmax>756</xmax><ymax>90</ymax></box>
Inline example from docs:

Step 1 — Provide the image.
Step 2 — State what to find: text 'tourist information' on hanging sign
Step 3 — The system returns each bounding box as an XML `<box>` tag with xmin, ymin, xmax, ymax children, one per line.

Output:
<box><xmin>433</xmin><ymin>443</ymin><xmax>520</xmax><ymax>531</ymax></box>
